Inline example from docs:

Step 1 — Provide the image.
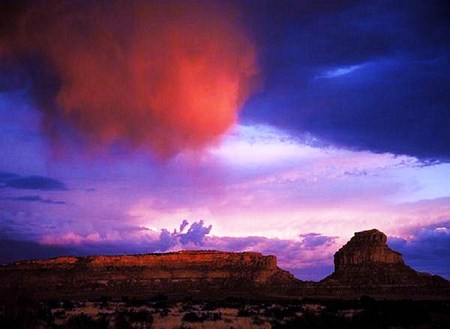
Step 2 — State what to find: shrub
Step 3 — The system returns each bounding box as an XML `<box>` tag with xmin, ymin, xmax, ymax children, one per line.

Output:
<box><xmin>182</xmin><ymin>312</ymin><xmax>204</xmax><ymax>322</ymax></box>
<box><xmin>66</xmin><ymin>313</ymin><xmax>109</xmax><ymax>329</ymax></box>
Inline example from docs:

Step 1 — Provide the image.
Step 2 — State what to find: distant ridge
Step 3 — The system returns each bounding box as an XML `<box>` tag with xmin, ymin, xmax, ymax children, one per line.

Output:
<box><xmin>1</xmin><ymin>230</ymin><xmax>449</xmax><ymax>300</ymax></box>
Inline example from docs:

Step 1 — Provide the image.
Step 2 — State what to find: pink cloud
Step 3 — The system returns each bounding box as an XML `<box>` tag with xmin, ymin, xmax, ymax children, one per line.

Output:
<box><xmin>36</xmin><ymin>219</ymin><xmax>339</xmax><ymax>280</ymax></box>
<box><xmin>41</xmin><ymin>232</ymin><xmax>101</xmax><ymax>245</ymax></box>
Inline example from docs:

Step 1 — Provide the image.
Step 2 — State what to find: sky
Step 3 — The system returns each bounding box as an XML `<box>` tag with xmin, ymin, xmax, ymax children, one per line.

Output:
<box><xmin>0</xmin><ymin>0</ymin><xmax>449</xmax><ymax>281</ymax></box>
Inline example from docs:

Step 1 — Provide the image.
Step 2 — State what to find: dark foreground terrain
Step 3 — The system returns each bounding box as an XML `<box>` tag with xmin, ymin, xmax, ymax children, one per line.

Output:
<box><xmin>1</xmin><ymin>295</ymin><xmax>450</xmax><ymax>329</ymax></box>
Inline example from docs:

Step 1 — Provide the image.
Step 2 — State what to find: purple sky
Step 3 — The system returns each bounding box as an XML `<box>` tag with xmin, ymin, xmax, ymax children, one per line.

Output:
<box><xmin>1</xmin><ymin>0</ymin><xmax>449</xmax><ymax>281</ymax></box>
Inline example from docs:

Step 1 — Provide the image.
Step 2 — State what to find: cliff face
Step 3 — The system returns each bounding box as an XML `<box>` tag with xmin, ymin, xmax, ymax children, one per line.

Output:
<box><xmin>0</xmin><ymin>251</ymin><xmax>299</xmax><ymax>300</ymax></box>
<box><xmin>12</xmin><ymin>250</ymin><xmax>278</xmax><ymax>274</ymax></box>
<box><xmin>334</xmin><ymin>229</ymin><xmax>404</xmax><ymax>271</ymax></box>
<box><xmin>319</xmin><ymin>229</ymin><xmax>450</xmax><ymax>298</ymax></box>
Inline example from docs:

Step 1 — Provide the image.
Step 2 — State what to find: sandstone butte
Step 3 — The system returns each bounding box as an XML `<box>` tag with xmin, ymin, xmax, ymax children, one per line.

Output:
<box><xmin>316</xmin><ymin>229</ymin><xmax>450</xmax><ymax>298</ymax></box>
<box><xmin>0</xmin><ymin>229</ymin><xmax>449</xmax><ymax>300</ymax></box>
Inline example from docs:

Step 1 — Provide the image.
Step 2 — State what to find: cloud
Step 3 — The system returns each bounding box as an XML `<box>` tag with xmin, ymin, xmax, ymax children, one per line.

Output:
<box><xmin>40</xmin><ymin>220</ymin><xmax>212</xmax><ymax>250</ymax></box>
<box><xmin>192</xmin><ymin>231</ymin><xmax>339</xmax><ymax>281</ymax></box>
<box><xmin>127</xmin><ymin>125</ymin><xmax>449</xmax><ymax>241</ymax></box>
<box><xmin>0</xmin><ymin>0</ymin><xmax>259</xmax><ymax>158</ymax></box>
<box><xmin>179</xmin><ymin>220</ymin><xmax>189</xmax><ymax>232</ymax></box>
<box><xmin>241</xmin><ymin>0</ymin><xmax>450</xmax><ymax>160</ymax></box>
<box><xmin>316</xmin><ymin>64</ymin><xmax>366</xmax><ymax>79</ymax></box>
<box><xmin>389</xmin><ymin>221</ymin><xmax>450</xmax><ymax>279</ymax></box>
<box><xmin>0</xmin><ymin>239</ymin><xmax>74</xmax><ymax>265</ymax></box>
<box><xmin>0</xmin><ymin>171</ymin><xmax>20</xmax><ymax>181</ymax></box>
<box><xmin>41</xmin><ymin>232</ymin><xmax>102</xmax><ymax>246</ymax></box>
<box><xmin>153</xmin><ymin>220</ymin><xmax>213</xmax><ymax>250</ymax></box>
<box><xmin>3</xmin><ymin>175</ymin><xmax>66</xmax><ymax>190</ymax></box>
<box><xmin>299</xmin><ymin>233</ymin><xmax>337</xmax><ymax>249</ymax></box>
<box><xmin>1</xmin><ymin>195</ymin><xmax>66</xmax><ymax>205</ymax></box>
<box><xmin>179</xmin><ymin>220</ymin><xmax>213</xmax><ymax>245</ymax></box>
<box><xmin>32</xmin><ymin>219</ymin><xmax>338</xmax><ymax>280</ymax></box>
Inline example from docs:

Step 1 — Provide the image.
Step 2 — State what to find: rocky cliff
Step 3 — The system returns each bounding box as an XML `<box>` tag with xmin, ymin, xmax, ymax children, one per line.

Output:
<box><xmin>318</xmin><ymin>229</ymin><xmax>450</xmax><ymax>298</ymax></box>
<box><xmin>0</xmin><ymin>250</ymin><xmax>299</xmax><ymax>300</ymax></box>
<box><xmin>334</xmin><ymin>229</ymin><xmax>404</xmax><ymax>270</ymax></box>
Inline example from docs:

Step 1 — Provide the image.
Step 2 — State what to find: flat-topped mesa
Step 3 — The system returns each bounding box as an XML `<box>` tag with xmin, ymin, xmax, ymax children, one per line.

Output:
<box><xmin>8</xmin><ymin>251</ymin><xmax>283</xmax><ymax>284</ymax></box>
<box><xmin>13</xmin><ymin>250</ymin><xmax>278</xmax><ymax>271</ymax></box>
<box><xmin>1</xmin><ymin>251</ymin><xmax>299</xmax><ymax>300</ymax></box>
<box><xmin>334</xmin><ymin>229</ymin><xmax>404</xmax><ymax>271</ymax></box>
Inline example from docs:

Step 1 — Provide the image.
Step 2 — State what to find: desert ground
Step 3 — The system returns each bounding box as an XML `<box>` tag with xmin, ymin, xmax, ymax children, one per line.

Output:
<box><xmin>2</xmin><ymin>295</ymin><xmax>450</xmax><ymax>329</ymax></box>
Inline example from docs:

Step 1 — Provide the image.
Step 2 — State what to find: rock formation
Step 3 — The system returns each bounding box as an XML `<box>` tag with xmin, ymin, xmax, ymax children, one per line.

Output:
<box><xmin>319</xmin><ymin>229</ymin><xmax>450</xmax><ymax>298</ymax></box>
<box><xmin>334</xmin><ymin>229</ymin><xmax>404</xmax><ymax>271</ymax></box>
<box><xmin>0</xmin><ymin>250</ymin><xmax>299</xmax><ymax>300</ymax></box>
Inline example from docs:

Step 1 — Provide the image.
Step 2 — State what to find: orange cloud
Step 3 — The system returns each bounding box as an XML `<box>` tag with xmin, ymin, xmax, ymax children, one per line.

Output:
<box><xmin>4</xmin><ymin>0</ymin><xmax>259</xmax><ymax>158</ymax></box>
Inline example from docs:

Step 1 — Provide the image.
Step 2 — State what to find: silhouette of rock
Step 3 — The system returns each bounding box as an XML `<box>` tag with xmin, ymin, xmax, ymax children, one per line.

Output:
<box><xmin>334</xmin><ymin>229</ymin><xmax>404</xmax><ymax>270</ymax></box>
<box><xmin>319</xmin><ymin>229</ymin><xmax>450</xmax><ymax>298</ymax></box>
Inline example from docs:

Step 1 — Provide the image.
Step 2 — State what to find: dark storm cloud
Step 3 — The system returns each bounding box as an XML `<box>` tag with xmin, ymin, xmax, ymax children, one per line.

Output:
<box><xmin>0</xmin><ymin>195</ymin><xmax>66</xmax><ymax>205</ymax></box>
<box><xmin>389</xmin><ymin>221</ymin><xmax>450</xmax><ymax>278</ymax></box>
<box><xmin>241</xmin><ymin>0</ymin><xmax>450</xmax><ymax>160</ymax></box>
<box><xmin>0</xmin><ymin>171</ymin><xmax>20</xmax><ymax>181</ymax></box>
<box><xmin>4</xmin><ymin>175</ymin><xmax>66</xmax><ymax>190</ymax></box>
<box><xmin>0</xmin><ymin>239</ymin><xmax>73</xmax><ymax>264</ymax></box>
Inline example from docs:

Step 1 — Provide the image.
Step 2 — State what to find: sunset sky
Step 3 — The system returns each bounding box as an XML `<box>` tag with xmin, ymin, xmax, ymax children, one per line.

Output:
<box><xmin>1</xmin><ymin>0</ymin><xmax>449</xmax><ymax>281</ymax></box>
